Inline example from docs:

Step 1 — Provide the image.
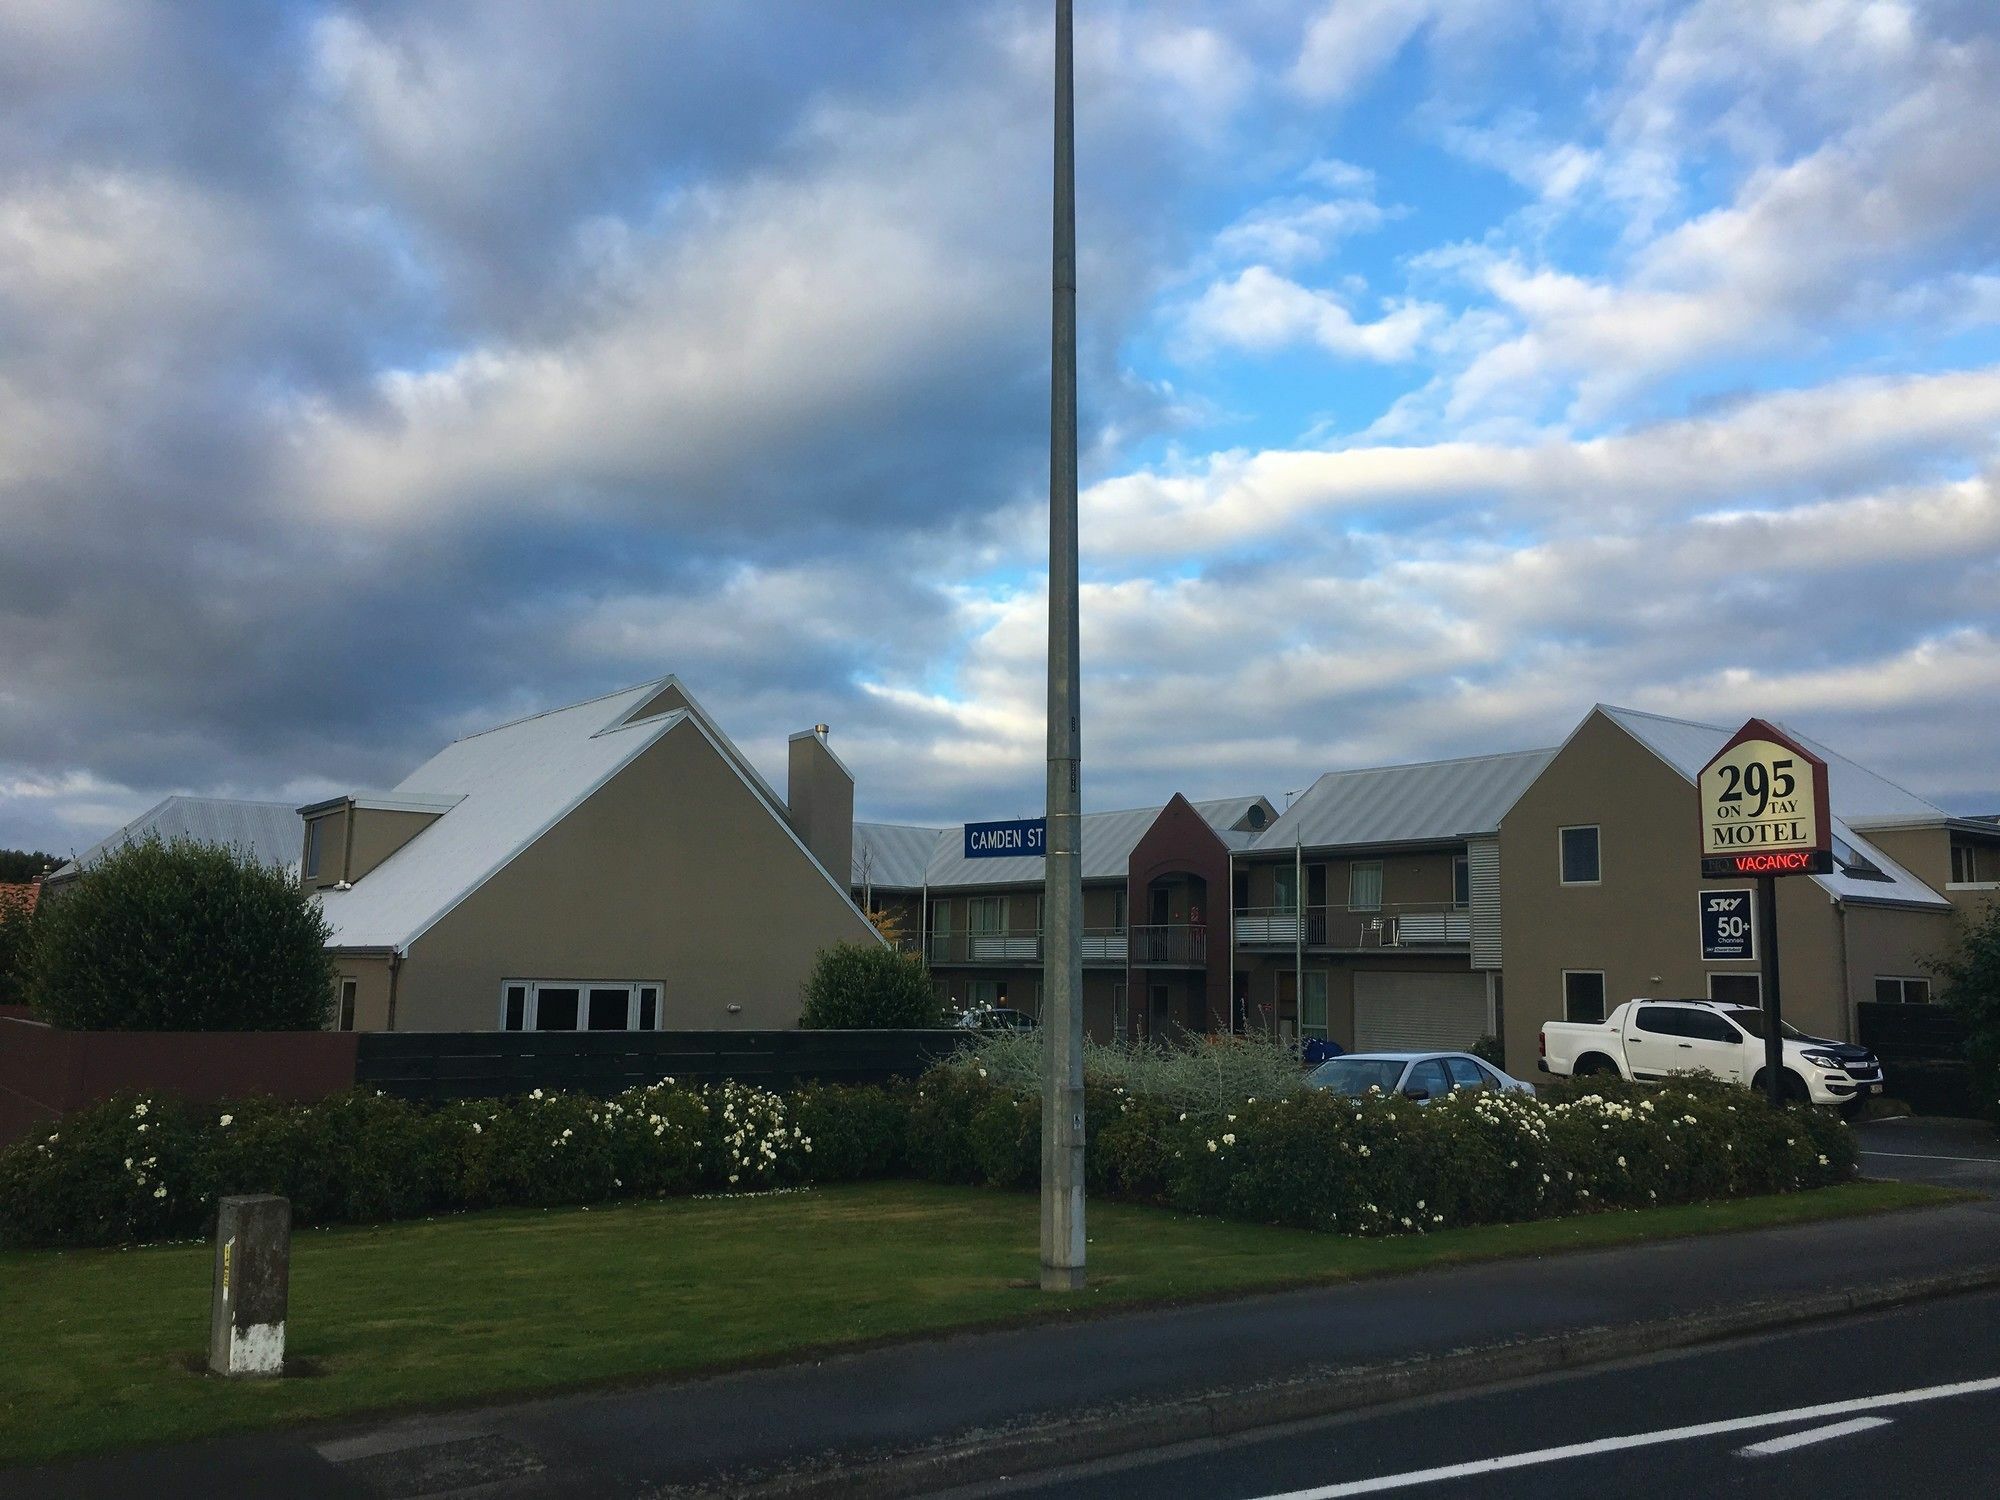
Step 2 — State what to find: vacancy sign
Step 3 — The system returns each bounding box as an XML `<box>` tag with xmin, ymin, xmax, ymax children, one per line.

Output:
<box><xmin>1698</xmin><ymin>719</ymin><xmax>1833</xmax><ymax>878</ymax></box>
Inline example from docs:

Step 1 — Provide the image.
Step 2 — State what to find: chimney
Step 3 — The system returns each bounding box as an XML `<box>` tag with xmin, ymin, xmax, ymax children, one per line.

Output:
<box><xmin>788</xmin><ymin>724</ymin><xmax>853</xmax><ymax>887</ymax></box>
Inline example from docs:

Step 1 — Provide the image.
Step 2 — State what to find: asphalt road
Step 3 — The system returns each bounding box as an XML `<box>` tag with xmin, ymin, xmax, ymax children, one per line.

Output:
<box><xmin>1852</xmin><ymin>1115</ymin><xmax>2000</xmax><ymax>1194</ymax></box>
<box><xmin>975</xmin><ymin>1285</ymin><xmax>2000</xmax><ymax>1500</ymax></box>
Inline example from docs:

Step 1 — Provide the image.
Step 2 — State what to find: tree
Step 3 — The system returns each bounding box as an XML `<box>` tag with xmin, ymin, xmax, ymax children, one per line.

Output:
<box><xmin>799</xmin><ymin>941</ymin><xmax>943</xmax><ymax>1030</ymax></box>
<box><xmin>1928</xmin><ymin>900</ymin><xmax>2000</xmax><ymax>1124</ymax></box>
<box><xmin>25</xmin><ymin>836</ymin><xmax>336</xmax><ymax>1031</ymax></box>
<box><xmin>0</xmin><ymin>848</ymin><xmax>57</xmax><ymax>883</ymax></box>
<box><xmin>0</xmin><ymin>901</ymin><xmax>31</xmax><ymax>1009</ymax></box>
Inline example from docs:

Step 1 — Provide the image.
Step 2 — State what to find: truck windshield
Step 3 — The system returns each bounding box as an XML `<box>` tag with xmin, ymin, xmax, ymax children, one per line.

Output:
<box><xmin>1308</xmin><ymin>1059</ymin><xmax>1407</xmax><ymax>1095</ymax></box>
<box><xmin>1721</xmin><ymin>1007</ymin><xmax>1803</xmax><ymax>1040</ymax></box>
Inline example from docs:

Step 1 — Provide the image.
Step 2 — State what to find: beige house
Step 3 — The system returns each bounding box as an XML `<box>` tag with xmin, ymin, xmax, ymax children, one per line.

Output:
<box><xmin>305</xmin><ymin>677</ymin><xmax>879</xmax><ymax>1032</ymax></box>
<box><xmin>1497</xmin><ymin>705</ymin><xmax>1988</xmax><ymax>1074</ymax></box>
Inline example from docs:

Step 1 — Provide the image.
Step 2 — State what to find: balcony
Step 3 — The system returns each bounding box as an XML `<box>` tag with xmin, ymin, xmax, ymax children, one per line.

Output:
<box><xmin>1234</xmin><ymin>903</ymin><xmax>1472</xmax><ymax>950</ymax></box>
<box><xmin>927</xmin><ymin>928</ymin><xmax>1130</xmax><ymax>967</ymax></box>
<box><xmin>1127</xmin><ymin>923</ymin><xmax>1209</xmax><ymax>968</ymax></box>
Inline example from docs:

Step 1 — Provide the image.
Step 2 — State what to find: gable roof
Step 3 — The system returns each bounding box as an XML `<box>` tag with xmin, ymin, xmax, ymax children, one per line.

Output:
<box><xmin>316</xmin><ymin>675</ymin><xmax>872</xmax><ymax>952</ymax></box>
<box><xmin>1251</xmin><ymin>748</ymin><xmax>1557</xmax><ymax>853</ymax></box>
<box><xmin>917</xmin><ymin>796</ymin><xmax>1272</xmax><ymax>889</ymax></box>
<box><xmin>1594</xmin><ymin>705</ymin><xmax>1951</xmax><ymax>911</ymax></box>
<box><xmin>46</xmin><ymin>795</ymin><xmax>302</xmax><ymax>885</ymax></box>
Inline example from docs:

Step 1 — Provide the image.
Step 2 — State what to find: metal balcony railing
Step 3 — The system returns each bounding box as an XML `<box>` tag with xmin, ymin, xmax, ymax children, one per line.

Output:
<box><xmin>1233</xmin><ymin>903</ymin><xmax>1471</xmax><ymax>949</ymax></box>
<box><xmin>1127</xmin><ymin>923</ymin><xmax>1209</xmax><ymax>967</ymax></box>
<box><xmin>926</xmin><ymin>928</ymin><xmax>1131</xmax><ymax>967</ymax></box>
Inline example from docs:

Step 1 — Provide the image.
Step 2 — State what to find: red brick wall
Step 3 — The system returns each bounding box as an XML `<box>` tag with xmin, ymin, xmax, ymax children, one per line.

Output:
<box><xmin>0</xmin><ymin>1019</ymin><xmax>359</xmax><ymax>1146</ymax></box>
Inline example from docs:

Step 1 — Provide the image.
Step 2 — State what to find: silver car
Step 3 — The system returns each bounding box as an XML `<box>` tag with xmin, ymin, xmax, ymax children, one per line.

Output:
<box><xmin>1305</xmin><ymin>1051</ymin><xmax>1536</xmax><ymax>1101</ymax></box>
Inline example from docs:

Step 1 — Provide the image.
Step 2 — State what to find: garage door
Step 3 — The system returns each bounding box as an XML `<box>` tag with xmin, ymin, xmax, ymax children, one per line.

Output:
<box><xmin>1353</xmin><ymin>971</ymin><xmax>1490</xmax><ymax>1052</ymax></box>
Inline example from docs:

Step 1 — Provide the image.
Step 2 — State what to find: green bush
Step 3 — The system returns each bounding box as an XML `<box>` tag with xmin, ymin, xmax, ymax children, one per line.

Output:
<box><xmin>789</xmin><ymin>1083</ymin><xmax>905</xmax><ymax>1181</ymax></box>
<box><xmin>24</xmin><ymin>837</ymin><xmax>336</xmax><ymax>1031</ymax></box>
<box><xmin>0</xmin><ymin>902</ymin><xmax>31</xmax><ymax>1009</ymax></box>
<box><xmin>798</xmin><ymin>942</ymin><xmax>943</xmax><ymax>1030</ymax></box>
<box><xmin>1928</xmin><ymin>902</ymin><xmax>2000</xmax><ymax>1125</ymax></box>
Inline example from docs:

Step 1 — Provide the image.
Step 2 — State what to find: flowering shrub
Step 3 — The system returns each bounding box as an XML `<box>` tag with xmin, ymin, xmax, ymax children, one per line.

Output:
<box><xmin>0</xmin><ymin>1078</ymin><xmax>823</xmax><ymax>1249</ymax></box>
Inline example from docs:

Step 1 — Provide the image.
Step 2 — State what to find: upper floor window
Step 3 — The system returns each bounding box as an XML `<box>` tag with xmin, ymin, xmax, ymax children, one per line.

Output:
<box><xmin>1952</xmin><ymin>843</ymin><xmax>1981</xmax><ymax>884</ymax></box>
<box><xmin>1453</xmin><ymin>855</ymin><xmax>1471</xmax><ymax>909</ymax></box>
<box><xmin>303</xmin><ymin>817</ymin><xmax>325</xmax><ymax>879</ymax></box>
<box><xmin>1560</xmin><ymin>825</ymin><xmax>1601</xmax><ymax>885</ymax></box>
<box><xmin>1348</xmin><ymin>861</ymin><xmax>1383</xmax><ymax>912</ymax></box>
<box><xmin>1274</xmin><ymin>863</ymin><xmax>1299</xmax><ymax>913</ymax></box>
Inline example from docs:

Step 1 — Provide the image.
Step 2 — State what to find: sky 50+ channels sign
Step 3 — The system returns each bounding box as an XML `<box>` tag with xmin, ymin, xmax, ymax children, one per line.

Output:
<box><xmin>964</xmin><ymin>817</ymin><xmax>1046</xmax><ymax>860</ymax></box>
<box><xmin>1697</xmin><ymin>719</ymin><xmax>1833</xmax><ymax>879</ymax></box>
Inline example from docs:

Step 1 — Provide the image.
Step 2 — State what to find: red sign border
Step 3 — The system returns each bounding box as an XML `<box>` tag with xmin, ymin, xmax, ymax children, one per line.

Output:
<box><xmin>1696</xmin><ymin>718</ymin><xmax>1832</xmax><ymax>879</ymax></box>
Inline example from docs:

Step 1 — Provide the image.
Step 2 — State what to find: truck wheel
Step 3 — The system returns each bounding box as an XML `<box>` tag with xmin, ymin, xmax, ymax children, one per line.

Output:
<box><xmin>1576</xmin><ymin>1054</ymin><xmax>1618</xmax><ymax>1078</ymax></box>
<box><xmin>1753</xmin><ymin>1069</ymin><xmax>1811</xmax><ymax>1105</ymax></box>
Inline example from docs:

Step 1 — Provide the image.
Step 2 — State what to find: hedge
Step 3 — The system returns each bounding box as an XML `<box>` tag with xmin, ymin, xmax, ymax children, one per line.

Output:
<box><xmin>0</xmin><ymin>1068</ymin><xmax>1856</xmax><ymax>1250</ymax></box>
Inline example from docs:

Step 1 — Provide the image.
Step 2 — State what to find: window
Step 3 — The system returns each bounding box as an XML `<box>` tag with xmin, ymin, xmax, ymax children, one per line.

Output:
<box><xmin>303</xmin><ymin>818</ymin><xmax>324</xmax><ymax>879</ymax></box>
<box><xmin>1295</xmin><ymin>971</ymin><xmax>1328</xmax><ymax>1041</ymax></box>
<box><xmin>969</xmin><ymin>896</ymin><xmax>1006</xmax><ymax>934</ymax></box>
<box><xmin>1444</xmin><ymin>1055</ymin><xmax>1488</xmax><ymax>1091</ymax></box>
<box><xmin>1112</xmin><ymin>888</ymin><xmax>1127</xmax><ymax>932</ymax></box>
<box><xmin>969</xmin><ymin>978</ymin><xmax>1007</xmax><ymax>1007</ymax></box>
<box><xmin>1563</xmin><ymin>971</ymin><xmax>1606</xmax><ymax>1024</ymax></box>
<box><xmin>500</xmin><ymin>980</ymin><xmax>661</xmax><ymax>1031</ymax></box>
<box><xmin>1874</xmin><ymin>977</ymin><xmax>1932</xmax><ymax>1005</ymax></box>
<box><xmin>1348</xmin><ymin>862</ymin><xmax>1383</xmax><ymax>912</ymax></box>
<box><xmin>1635</xmin><ymin>1005</ymin><xmax>1685</xmax><ymax>1036</ymax></box>
<box><xmin>1112</xmin><ymin>982</ymin><xmax>1128</xmax><ymax>1042</ymax></box>
<box><xmin>1453</xmin><ymin>855</ymin><xmax>1471</xmax><ymax>910</ymax></box>
<box><xmin>1683</xmin><ymin>1010</ymin><xmax>1741</xmax><ymax>1043</ymax></box>
<box><xmin>1953</xmin><ymin>844</ymin><xmax>1980</xmax><ymax>884</ymax></box>
<box><xmin>1559</xmin><ymin>826</ymin><xmax>1600</xmax><ymax>885</ymax></box>
<box><xmin>1274</xmin><ymin>864</ymin><xmax>1299</xmax><ymax>913</ymax></box>
<box><xmin>1708</xmin><ymin>973</ymin><xmax>1762</xmax><ymax>1007</ymax></box>
<box><xmin>1404</xmin><ymin>1059</ymin><xmax>1451</xmax><ymax>1098</ymax></box>
<box><xmin>337</xmin><ymin>978</ymin><xmax>357</xmax><ymax>1032</ymax></box>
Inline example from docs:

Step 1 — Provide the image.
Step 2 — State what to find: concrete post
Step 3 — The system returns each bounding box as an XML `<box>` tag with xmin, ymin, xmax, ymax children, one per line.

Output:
<box><xmin>208</xmin><ymin>1195</ymin><xmax>290</xmax><ymax>1377</ymax></box>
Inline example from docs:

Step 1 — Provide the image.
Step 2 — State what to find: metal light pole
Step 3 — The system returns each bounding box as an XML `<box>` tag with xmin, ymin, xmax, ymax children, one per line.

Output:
<box><xmin>1041</xmin><ymin>0</ymin><xmax>1086</xmax><ymax>1293</ymax></box>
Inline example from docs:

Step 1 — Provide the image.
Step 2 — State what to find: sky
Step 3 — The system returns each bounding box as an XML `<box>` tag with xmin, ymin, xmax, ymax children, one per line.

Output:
<box><xmin>2</xmin><ymin>0</ymin><xmax>1997</xmax><ymax>857</ymax></box>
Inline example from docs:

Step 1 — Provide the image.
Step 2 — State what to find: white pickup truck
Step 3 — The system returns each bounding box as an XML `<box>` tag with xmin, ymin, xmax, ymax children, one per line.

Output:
<box><xmin>1539</xmin><ymin>999</ymin><xmax>1885</xmax><ymax>1110</ymax></box>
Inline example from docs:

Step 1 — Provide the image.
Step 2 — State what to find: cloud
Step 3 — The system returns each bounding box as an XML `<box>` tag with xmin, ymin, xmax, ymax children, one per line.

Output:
<box><xmin>1180</xmin><ymin>266</ymin><xmax>1439</xmax><ymax>362</ymax></box>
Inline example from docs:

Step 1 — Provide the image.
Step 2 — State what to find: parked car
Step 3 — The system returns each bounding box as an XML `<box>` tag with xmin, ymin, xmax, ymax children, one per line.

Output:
<box><xmin>1305</xmin><ymin>1050</ymin><xmax>1536</xmax><ymax>1101</ymax></box>
<box><xmin>952</xmin><ymin>1005</ymin><xmax>1037</xmax><ymax>1033</ymax></box>
<box><xmin>1539</xmin><ymin>999</ymin><xmax>1884</xmax><ymax>1111</ymax></box>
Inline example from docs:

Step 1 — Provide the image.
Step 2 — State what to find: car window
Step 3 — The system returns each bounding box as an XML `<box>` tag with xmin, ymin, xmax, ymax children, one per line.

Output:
<box><xmin>1443</xmin><ymin>1056</ymin><xmax>1487</xmax><ymax>1091</ymax></box>
<box><xmin>1405</xmin><ymin>1060</ymin><xmax>1451</xmax><ymax>1098</ymax></box>
<box><xmin>1682</xmin><ymin>1010</ymin><xmax>1740</xmax><ymax>1043</ymax></box>
<box><xmin>1635</xmin><ymin>1005</ymin><xmax>1686</xmax><ymax>1036</ymax></box>
<box><xmin>1474</xmin><ymin>1060</ymin><xmax>1510</xmax><ymax>1089</ymax></box>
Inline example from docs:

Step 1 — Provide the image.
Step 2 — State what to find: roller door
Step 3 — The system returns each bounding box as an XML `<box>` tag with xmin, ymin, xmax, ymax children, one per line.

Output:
<box><xmin>1353</xmin><ymin>970</ymin><xmax>1489</xmax><ymax>1052</ymax></box>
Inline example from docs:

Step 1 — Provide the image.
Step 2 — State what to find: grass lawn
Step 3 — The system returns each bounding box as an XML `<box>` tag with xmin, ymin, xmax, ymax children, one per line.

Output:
<box><xmin>0</xmin><ymin>1178</ymin><xmax>1962</xmax><ymax>1468</ymax></box>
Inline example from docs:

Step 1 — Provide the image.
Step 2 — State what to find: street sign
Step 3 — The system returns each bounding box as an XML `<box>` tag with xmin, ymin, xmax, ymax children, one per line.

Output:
<box><xmin>964</xmin><ymin>818</ymin><xmax>1046</xmax><ymax>860</ymax></box>
<box><xmin>1697</xmin><ymin>719</ymin><xmax>1832</xmax><ymax>880</ymax></box>
<box><xmin>1699</xmin><ymin>889</ymin><xmax>1756</xmax><ymax>961</ymax></box>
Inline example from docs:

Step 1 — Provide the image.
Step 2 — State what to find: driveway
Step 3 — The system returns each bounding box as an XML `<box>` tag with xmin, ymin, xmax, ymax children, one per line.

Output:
<box><xmin>1854</xmin><ymin>1115</ymin><xmax>2000</xmax><ymax>1194</ymax></box>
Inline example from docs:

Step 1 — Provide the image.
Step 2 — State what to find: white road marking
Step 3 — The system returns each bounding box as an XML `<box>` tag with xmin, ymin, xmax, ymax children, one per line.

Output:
<box><xmin>1858</xmin><ymin>1150</ymin><xmax>2000</xmax><ymax>1165</ymax></box>
<box><xmin>1249</xmin><ymin>1375</ymin><xmax>2000</xmax><ymax>1498</ymax></box>
<box><xmin>1736</xmin><ymin>1416</ymin><xmax>1891</xmax><ymax>1457</ymax></box>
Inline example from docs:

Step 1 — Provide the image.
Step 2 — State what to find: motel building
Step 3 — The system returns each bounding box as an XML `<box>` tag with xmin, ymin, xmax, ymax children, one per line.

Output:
<box><xmin>858</xmin><ymin>704</ymin><xmax>1997</xmax><ymax>1073</ymax></box>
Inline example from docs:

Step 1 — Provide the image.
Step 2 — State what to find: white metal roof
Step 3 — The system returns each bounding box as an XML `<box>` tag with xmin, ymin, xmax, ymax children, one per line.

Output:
<box><xmin>316</xmin><ymin>681</ymin><xmax>682</xmax><ymax>950</ymax></box>
<box><xmin>47</xmin><ymin>796</ymin><xmax>302</xmax><ymax>883</ymax></box>
<box><xmin>917</xmin><ymin>797</ymin><xmax>1269</xmax><ymax>889</ymax></box>
<box><xmin>852</xmin><ymin>822</ymin><xmax>946</xmax><ymax>891</ymax></box>
<box><xmin>1596</xmin><ymin>705</ymin><xmax>1951</xmax><ymax>911</ymax></box>
<box><xmin>1251</xmin><ymin>748</ymin><xmax>1558</xmax><ymax>854</ymax></box>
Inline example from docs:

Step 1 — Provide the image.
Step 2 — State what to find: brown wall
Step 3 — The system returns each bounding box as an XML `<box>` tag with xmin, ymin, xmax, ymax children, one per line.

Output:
<box><xmin>387</xmin><ymin>719</ymin><xmax>880</xmax><ymax>1031</ymax></box>
<box><xmin>0</xmin><ymin>1018</ymin><xmax>359</xmax><ymax>1145</ymax></box>
<box><xmin>787</xmin><ymin>732</ymin><xmax>854</xmax><ymax>892</ymax></box>
<box><xmin>327</xmin><ymin>953</ymin><xmax>396</xmax><ymax>1032</ymax></box>
<box><xmin>1235</xmin><ymin>848</ymin><xmax>1460</xmax><ymax>916</ymax></box>
<box><xmin>1497</xmin><ymin>710</ymin><xmax>1884</xmax><ymax>1074</ymax></box>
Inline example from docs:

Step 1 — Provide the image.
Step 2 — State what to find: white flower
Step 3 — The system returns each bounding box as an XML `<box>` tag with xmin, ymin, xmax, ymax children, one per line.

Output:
<box><xmin>153</xmin><ymin>1186</ymin><xmax>167</xmax><ymax>1199</ymax></box>
<box><xmin>1616</xmin><ymin>1156</ymin><xmax>1627</xmax><ymax>1168</ymax></box>
<box><xmin>1207</xmin><ymin>1140</ymin><xmax>1218</xmax><ymax>1152</ymax></box>
<box><xmin>471</xmin><ymin>1123</ymin><xmax>482</xmax><ymax>1134</ymax></box>
<box><xmin>1221</xmin><ymin>1133</ymin><xmax>1236</xmax><ymax>1146</ymax></box>
<box><xmin>218</xmin><ymin>1114</ymin><xmax>233</xmax><ymax>1128</ymax></box>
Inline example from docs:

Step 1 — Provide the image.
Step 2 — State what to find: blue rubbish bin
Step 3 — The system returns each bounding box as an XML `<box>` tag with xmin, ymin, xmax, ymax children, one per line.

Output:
<box><xmin>1301</xmin><ymin>1037</ymin><xmax>1345</xmax><ymax>1068</ymax></box>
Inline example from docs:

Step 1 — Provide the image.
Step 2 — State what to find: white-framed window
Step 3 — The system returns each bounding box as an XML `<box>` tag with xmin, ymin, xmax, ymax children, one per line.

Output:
<box><xmin>1951</xmin><ymin>844</ymin><xmax>1986</xmax><ymax>885</ymax></box>
<box><xmin>1559</xmin><ymin>826</ymin><xmax>1601</xmax><ymax>885</ymax></box>
<box><xmin>337</xmin><ymin>978</ymin><xmax>357</xmax><ymax>1032</ymax></box>
<box><xmin>1274</xmin><ymin>863</ymin><xmax>1299</xmax><ymax>913</ymax></box>
<box><xmin>1563</xmin><ymin>970</ymin><xmax>1607</xmax><ymax>1024</ymax></box>
<box><xmin>969</xmin><ymin>895</ymin><xmax>1007</xmax><ymax>934</ymax></box>
<box><xmin>1348</xmin><ymin>862</ymin><xmax>1383</xmax><ymax>912</ymax></box>
<box><xmin>303</xmin><ymin>817</ymin><xmax>325</xmax><ymax>879</ymax></box>
<box><xmin>500</xmin><ymin>980</ymin><xmax>662</xmax><ymax>1032</ymax></box>
<box><xmin>1874</xmin><ymin>976</ymin><xmax>1933</xmax><ymax>1005</ymax></box>
<box><xmin>1453</xmin><ymin>855</ymin><xmax>1471</xmax><ymax>910</ymax></box>
<box><xmin>1708</xmin><ymin>972</ymin><xmax>1762</xmax><ymax>1007</ymax></box>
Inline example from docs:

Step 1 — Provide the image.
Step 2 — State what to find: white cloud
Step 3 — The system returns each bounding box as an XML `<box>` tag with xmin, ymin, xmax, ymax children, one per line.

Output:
<box><xmin>1180</xmin><ymin>266</ymin><xmax>1439</xmax><ymax>362</ymax></box>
